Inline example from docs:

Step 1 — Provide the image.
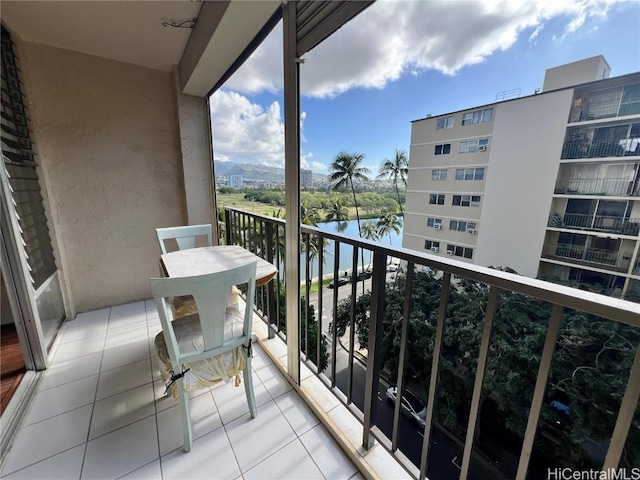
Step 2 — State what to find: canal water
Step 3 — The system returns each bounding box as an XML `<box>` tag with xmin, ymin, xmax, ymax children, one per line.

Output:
<box><xmin>300</xmin><ymin>218</ymin><xmax>403</xmax><ymax>280</ymax></box>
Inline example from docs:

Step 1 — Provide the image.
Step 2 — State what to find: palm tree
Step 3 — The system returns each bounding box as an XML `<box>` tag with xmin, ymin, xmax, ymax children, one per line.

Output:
<box><xmin>360</xmin><ymin>221</ymin><xmax>379</xmax><ymax>271</ymax></box>
<box><xmin>330</xmin><ymin>152</ymin><xmax>370</xmax><ymax>290</ymax></box>
<box><xmin>377</xmin><ymin>149</ymin><xmax>408</xmax><ymax>214</ymax></box>
<box><xmin>329</xmin><ymin>152</ymin><xmax>370</xmax><ymax>235</ymax></box>
<box><xmin>377</xmin><ymin>212</ymin><xmax>402</xmax><ymax>245</ymax></box>
<box><xmin>324</xmin><ymin>199</ymin><xmax>349</xmax><ymax>232</ymax></box>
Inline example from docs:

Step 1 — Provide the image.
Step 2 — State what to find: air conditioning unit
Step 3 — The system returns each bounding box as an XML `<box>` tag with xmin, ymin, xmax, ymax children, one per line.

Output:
<box><xmin>478</xmin><ymin>145</ymin><xmax>487</xmax><ymax>152</ymax></box>
<box><xmin>467</xmin><ymin>228</ymin><xmax>476</xmax><ymax>235</ymax></box>
<box><xmin>430</xmin><ymin>246</ymin><xmax>439</xmax><ymax>253</ymax></box>
<box><xmin>434</xmin><ymin>224</ymin><xmax>441</xmax><ymax>229</ymax></box>
<box><xmin>446</xmin><ymin>250</ymin><xmax>453</xmax><ymax>255</ymax></box>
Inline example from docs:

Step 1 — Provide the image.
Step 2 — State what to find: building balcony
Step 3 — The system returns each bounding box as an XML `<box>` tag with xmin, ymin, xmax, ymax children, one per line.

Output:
<box><xmin>222</xmin><ymin>208</ymin><xmax>640</xmax><ymax>479</ymax></box>
<box><xmin>548</xmin><ymin>212</ymin><xmax>640</xmax><ymax>236</ymax></box>
<box><xmin>561</xmin><ymin>139</ymin><xmax>640</xmax><ymax>160</ymax></box>
<box><xmin>568</xmin><ymin>84</ymin><xmax>640</xmax><ymax>123</ymax></box>
<box><xmin>542</xmin><ymin>242</ymin><xmax>631</xmax><ymax>272</ymax></box>
<box><xmin>554</xmin><ymin>177</ymin><xmax>640</xmax><ymax>196</ymax></box>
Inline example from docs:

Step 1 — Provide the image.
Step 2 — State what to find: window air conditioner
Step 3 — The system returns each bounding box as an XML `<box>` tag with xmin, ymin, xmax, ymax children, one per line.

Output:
<box><xmin>467</xmin><ymin>228</ymin><xmax>476</xmax><ymax>235</ymax></box>
<box><xmin>446</xmin><ymin>250</ymin><xmax>453</xmax><ymax>255</ymax></box>
<box><xmin>430</xmin><ymin>246</ymin><xmax>439</xmax><ymax>253</ymax></box>
<box><xmin>434</xmin><ymin>224</ymin><xmax>441</xmax><ymax>229</ymax></box>
<box><xmin>478</xmin><ymin>145</ymin><xmax>487</xmax><ymax>152</ymax></box>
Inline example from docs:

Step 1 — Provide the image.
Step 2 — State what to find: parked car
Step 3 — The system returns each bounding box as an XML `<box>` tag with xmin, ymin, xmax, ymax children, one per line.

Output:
<box><xmin>385</xmin><ymin>386</ymin><xmax>427</xmax><ymax>427</ymax></box>
<box><xmin>386</xmin><ymin>263</ymin><xmax>399</xmax><ymax>272</ymax></box>
<box><xmin>356</xmin><ymin>270</ymin><xmax>372</xmax><ymax>280</ymax></box>
<box><xmin>327</xmin><ymin>277</ymin><xmax>349</xmax><ymax>289</ymax></box>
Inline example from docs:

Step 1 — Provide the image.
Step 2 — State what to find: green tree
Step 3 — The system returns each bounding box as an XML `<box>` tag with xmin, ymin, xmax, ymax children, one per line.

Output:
<box><xmin>376</xmin><ymin>212</ymin><xmax>402</xmax><ymax>245</ymax></box>
<box><xmin>329</xmin><ymin>151</ymin><xmax>370</xmax><ymax>236</ymax></box>
<box><xmin>360</xmin><ymin>221</ymin><xmax>379</xmax><ymax>269</ymax></box>
<box><xmin>377</xmin><ymin>149</ymin><xmax>408</xmax><ymax>214</ymax></box>
<box><xmin>324</xmin><ymin>199</ymin><xmax>349</xmax><ymax>232</ymax></box>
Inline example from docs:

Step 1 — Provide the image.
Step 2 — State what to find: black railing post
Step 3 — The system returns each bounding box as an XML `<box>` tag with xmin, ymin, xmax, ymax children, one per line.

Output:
<box><xmin>362</xmin><ymin>251</ymin><xmax>386</xmax><ymax>450</ymax></box>
<box><xmin>224</xmin><ymin>208</ymin><xmax>232</xmax><ymax>245</ymax></box>
<box><xmin>265</xmin><ymin>221</ymin><xmax>276</xmax><ymax>339</ymax></box>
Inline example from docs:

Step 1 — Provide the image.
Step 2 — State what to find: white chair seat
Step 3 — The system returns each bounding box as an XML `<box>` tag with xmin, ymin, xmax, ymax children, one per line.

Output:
<box><xmin>155</xmin><ymin>308</ymin><xmax>247</xmax><ymax>397</ymax></box>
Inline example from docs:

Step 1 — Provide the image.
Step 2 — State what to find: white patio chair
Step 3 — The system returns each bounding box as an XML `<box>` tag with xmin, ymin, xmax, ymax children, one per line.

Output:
<box><xmin>150</xmin><ymin>261</ymin><xmax>258</xmax><ymax>452</ymax></box>
<box><xmin>155</xmin><ymin>224</ymin><xmax>212</xmax><ymax>255</ymax></box>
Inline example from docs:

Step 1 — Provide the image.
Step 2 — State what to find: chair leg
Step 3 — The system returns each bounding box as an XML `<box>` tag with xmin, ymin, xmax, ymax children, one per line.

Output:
<box><xmin>244</xmin><ymin>354</ymin><xmax>257</xmax><ymax>418</ymax></box>
<box><xmin>176</xmin><ymin>380</ymin><xmax>193</xmax><ymax>452</ymax></box>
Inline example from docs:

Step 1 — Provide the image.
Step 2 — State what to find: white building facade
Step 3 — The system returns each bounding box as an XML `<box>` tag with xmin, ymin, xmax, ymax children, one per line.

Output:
<box><xmin>403</xmin><ymin>56</ymin><xmax>640</xmax><ymax>296</ymax></box>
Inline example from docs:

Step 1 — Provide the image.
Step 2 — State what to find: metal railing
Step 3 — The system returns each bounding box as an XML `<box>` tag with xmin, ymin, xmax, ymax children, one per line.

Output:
<box><xmin>561</xmin><ymin>140</ymin><xmax>640</xmax><ymax>159</ymax></box>
<box><xmin>548</xmin><ymin>212</ymin><xmax>640</xmax><ymax>236</ymax></box>
<box><xmin>543</xmin><ymin>242</ymin><xmax>632</xmax><ymax>272</ymax></box>
<box><xmin>568</xmin><ymin>94</ymin><xmax>640</xmax><ymax>123</ymax></box>
<box><xmin>554</xmin><ymin>177</ymin><xmax>639</xmax><ymax>196</ymax></box>
<box><xmin>224</xmin><ymin>206</ymin><xmax>640</xmax><ymax>480</ymax></box>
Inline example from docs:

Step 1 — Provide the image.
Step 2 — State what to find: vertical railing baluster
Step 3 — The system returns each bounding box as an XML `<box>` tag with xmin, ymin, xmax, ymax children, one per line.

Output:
<box><xmin>392</xmin><ymin>261</ymin><xmax>414</xmax><ymax>452</ymax></box>
<box><xmin>347</xmin><ymin>245</ymin><xmax>358</xmax><ymax>404</ymax></box>
<box><xmin>516</xmin><ymin>304</ymin><xmax>563</xmax><ymax>480</ymax></box>
<box><xmin>224</xmin><ymin>208</ymin><xmax>231</xmax><ymax>245</ymax></box>
<box><xmin>460</xmin><ymin>286</ymin><xmax>499</xmax><ymax>480</ymax></box>
<box><xmin>317</xmin><ymin>234</ymin><xmax>324</xmax><ymax>372</ymax></box>
<box><xmin>266</xmin><ymin>221</ymin><xmax>276</xmax><ymax>339</ymax></box>
<box><xmin>420</xmin><ymin>272</ymin><xmax>451</xmax><ymax>479</ymax></box>
<box><xmin>603</xmin><ymin>340</ymin><xmax>640</xmax><ymax>469</ymax></box>
<box><xmin>304</xmin><ymin>232</ymin><xmax>311</xmax><ymax>363</ymax></box>
<box><xmin>276</xmin><ymin>223</ymin><xmax>282</xmax><ymax>334</ymax></box>
<box><xmin>331</xmin><ymin>241</ymin><xmax>340</xmax><ymax>388</ymax></box>
<box><xmin>362</xmin><ymin>251</ymin><xmax>387</xmax><ymax>449</ymax></box>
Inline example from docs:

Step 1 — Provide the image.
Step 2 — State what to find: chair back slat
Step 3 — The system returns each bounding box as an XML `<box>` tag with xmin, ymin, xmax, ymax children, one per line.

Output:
<box><xmin>150</xmin><ymin>261</ymin><xmax>257</xmax><ymax>365</ymax></box>
<box><xmin>156</xmin><ymin>224</ymin><xmax>212</xmax><ymax>255</ymax></box>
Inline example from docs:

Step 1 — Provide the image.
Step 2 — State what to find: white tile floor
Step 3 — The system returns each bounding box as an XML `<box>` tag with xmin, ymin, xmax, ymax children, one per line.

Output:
<box><xmin>1</xmin><ymin>301</ymin><xmax>360</xmax><ymax>480</ymax></box>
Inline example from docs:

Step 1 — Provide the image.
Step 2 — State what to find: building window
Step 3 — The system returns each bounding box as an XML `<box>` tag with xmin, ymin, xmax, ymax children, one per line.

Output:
<box><xmin>462</xmin><ymin>108</ymin><xmax>493</xmax><ymax>126</ymax></box>
<box><xmin>455</xmin><ymin>168</ymin><xmax>485</xmax><ymax>181</ymax></box>
<box><xmin>452</xmin><ymin>195</ymin><xmax>481</xmax><ymax>207</ymax></box>
<box><xmin>431</xmin><ymin>169</ymin><xmax>448</xmax><ymax>181</ymax></box>
<box><xmin>449</xmin><ymin>220</ymin><xmax>477</xmax><ymax>232</ymax></box>
<box><xmin>436</xmin><ymin>116</ymin><xmax>454</xmax><ymax>130</ymax></box>
<box><xmin>459</xmin><ymin>138</ymin><xmax>489</xmax><ymax>153</ymax></box>
<box><xmin>429</xmin><ymin>194</ymin><xmax>445</xmax><ymax>205</ymax></box>
<box><xmin>434</xmin><ymin>143</ymin><xmax>451</xmax><ymax>155</ymax></box>
<box><xmin>427</xmin><ymin>217</ymin><xmax>443</xmax><ymax>228</ymax></box>
<box><xmin>447</xmin><ymin>244</ymin><xmax>474</xmax><ymax>259</ymax></box>
<box><xmin>425</xmin><ymin>240</ymin><xmax>440</xmax><ymax>250</ymax></box>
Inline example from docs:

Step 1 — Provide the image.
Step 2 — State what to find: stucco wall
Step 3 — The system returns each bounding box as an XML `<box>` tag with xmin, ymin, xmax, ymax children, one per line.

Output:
<box><xmin>474</xmin><ymin>90</ymin><xmax>574</xmax><ymax>276</ymax></box>
<box><xmin>18</xmin><ymin>42</ymin><xmax>187</xmax><ymax>312</ymax></box>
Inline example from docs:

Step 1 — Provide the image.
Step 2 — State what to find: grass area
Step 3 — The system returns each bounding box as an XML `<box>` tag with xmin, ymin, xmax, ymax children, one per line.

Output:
<box><xmin>306</xmin><ymin>278</ymin><xmax>333</xmax><ymax>295</ymax></box>
<box><xmin>217</xmin><ymin>192</ymin><xmax>388</xmax><ymax>222</ymax></box>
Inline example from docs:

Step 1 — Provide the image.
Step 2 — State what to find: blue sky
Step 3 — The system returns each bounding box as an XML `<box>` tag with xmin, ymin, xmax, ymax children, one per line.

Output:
<box><xmin>210</xmin><ymin>0</ymin><xmax>640</xmax><ymax>175</ymax></box>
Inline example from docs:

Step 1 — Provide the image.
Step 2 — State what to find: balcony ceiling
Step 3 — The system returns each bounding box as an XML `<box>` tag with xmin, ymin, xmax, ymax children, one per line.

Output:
<box><xmin>1</xmin><ymin>1</ymin><xmax>202</xmax><ymax>72</ymax></box>
<box><xmin>1</xmin><ymin>0</ymin><xmax>281</xmax><ymax>96</ymax></box>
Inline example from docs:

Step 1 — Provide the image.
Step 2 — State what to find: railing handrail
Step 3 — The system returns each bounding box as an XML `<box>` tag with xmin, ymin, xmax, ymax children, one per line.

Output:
<box><xmin>224</xmin><ymin>206</ymin><xmax>640</xmax><ymax>327</ymax></box>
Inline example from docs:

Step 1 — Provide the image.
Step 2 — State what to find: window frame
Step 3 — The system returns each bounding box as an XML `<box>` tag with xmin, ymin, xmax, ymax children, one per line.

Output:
<box><xmin>462</xmin><ymin>108</ymin><xmax>493</xmax><ymax>126</ymax></box>
<box><xmin>431</xmin><ymin>169</ymin><xmax>448</xmax><ymax>181</ymax></box>
<box><xmin>452</xmin><ymin>195</ymin><xmax>481</xmax><ymax>207</ymax></box>
<box><xmin>424</xmin><ymin>240</ymin><xmax>441</xmax><ymax>250</ymax></box>
<box><xmin>429</xmin><ymin>194</ymin><xmax>446</xmax><ymax>205</ymax></box>
<box><xmin>436</xmin><ymin>116</ymin><xmax>454</xmax><ymax>130</ymax></box>
<box><xmin>455</xmin><ymin>167</ymin><xmax>485</xmax><ymax>181</ymax></box>
<box><xmin>434</xmin><ymin>143</ymin><xmax>451</xmax><ymax>155</ymax></box>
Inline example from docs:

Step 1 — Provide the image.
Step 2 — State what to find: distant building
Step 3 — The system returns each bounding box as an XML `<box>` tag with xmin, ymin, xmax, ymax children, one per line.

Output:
<box><xmin>301</xmin><ymin>169</ymin><xmax>313</xmax><ymax>189</ymax></box>
<box><xmin>403</xmin><ymin>56</ymin><xmax>640</xmax><ymax>297</ymax></box>
<box><xmin>229</xmin><ymin>175</ymin><xmax>244</xmax><ymax>188</ymax></box>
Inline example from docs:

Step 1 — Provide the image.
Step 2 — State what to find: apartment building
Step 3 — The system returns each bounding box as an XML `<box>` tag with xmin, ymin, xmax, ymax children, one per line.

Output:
<box><xmin>403</xmin><ymin>56</ymin><xmax>640</xmax><ymax>296</ymax></box>
<box><xmin>301</xmin><ymin>168</ymin><xmax>313</xmax><ymax>189</ymax></box>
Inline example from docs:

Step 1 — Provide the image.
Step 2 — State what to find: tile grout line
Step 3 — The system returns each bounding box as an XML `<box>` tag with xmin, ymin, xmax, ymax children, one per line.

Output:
<box><xmin>78</xmin><ymin>306</ymin><xmax>110</xmax><ymax>480</ymax></box>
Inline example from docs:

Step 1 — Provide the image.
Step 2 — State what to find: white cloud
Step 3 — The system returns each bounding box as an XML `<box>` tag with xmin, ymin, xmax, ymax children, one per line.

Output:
<box><xmin>210</xmin><ymin>90</ymin><xmax>316</xmax><ymax>170</ymax></box>
<box><xmin>225</xmin><ymin>0</ymin><xmax>633</xmax><ymax>98</ymax></box>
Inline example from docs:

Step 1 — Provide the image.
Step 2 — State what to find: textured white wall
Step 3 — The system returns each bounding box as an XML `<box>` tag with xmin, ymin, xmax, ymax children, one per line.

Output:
<box><xmin>474</xmin><ymin>90</ymin><xmax>574</xmax><ymax>276</ymax></box>
<box><xmin>18</xmin><ymin>42</ymin><xmax>187</xmax><ymax>312</ymax></box>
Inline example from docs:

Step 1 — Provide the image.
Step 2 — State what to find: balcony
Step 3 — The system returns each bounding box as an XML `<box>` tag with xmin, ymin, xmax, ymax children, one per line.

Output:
<box><xmin>0</xmin><ymin>301</ymin><xmax>364</xmax><ymax>480</ymax></box>
<box><xmin>223</xmin><ymin>208</ymin><xmax>640</xmax><ymax>479</ymax></box>
<box><xmin>554</xmin><ymin>177</ymin><xmax>639</xmax><ymax>196</ymax></box>
<box><xmin>568</xmin><ymin>84</ymin><xmax>640</xmax><ymax>123</ymax></box>
<box><xmin>548</xmin><ymin>212</ymin><xmax>640</xmax><ymax>236</ymax></box>
<box><xmin>561</xmin><ymin>140</ymin><xmax>640</xmax><ymax>159</ymax></box>
<box><xmin>543</xmin><ymin>242</ymin><xmax>631</xmax><ymax>272</ymax></box>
